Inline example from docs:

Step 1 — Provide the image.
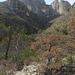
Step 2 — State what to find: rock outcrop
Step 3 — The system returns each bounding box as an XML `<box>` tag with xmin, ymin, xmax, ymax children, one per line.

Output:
<box><xmin>19</xmin><ymin>0</ymin><xmax>51</xmax><ymax>17</ymax></box>
<box><xmin>72</xmin><ymin>3</ymin><xmax>75</xmax><ymax>8</ymax></box>
<box><xmin>15</xmin><ymin>62</ymin><xmax>46</xmax><ymax>75</ymax></box>
<box><xmin>0</xmin><ymin>0</ymin><xmax>50</xmax><ymax>34</ymax></box>
<box><xmin>51</xmin><ymin>0</ymin><xmax>71</xmax><ymax>14</ymax></box>
<box><xmin>50</xmin><ymin>0</ymin><xmax>59</xmax><ymax>13</ymax></box>
<box><xmin>6</xmin><ymin>0</ymin><xmax>72</xmax><ymax>17</ymax></box>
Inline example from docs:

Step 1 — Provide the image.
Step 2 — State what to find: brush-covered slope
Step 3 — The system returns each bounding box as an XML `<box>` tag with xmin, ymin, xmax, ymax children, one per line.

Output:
<box><xmin>30</xmin><ymin>6</ymin><xmax>75</xmax><ymax>75</ymax></box>
<box><xmin>45</xmin><ymin>7</ymin><xmax>75</xmax><ymax>35</ymax></box>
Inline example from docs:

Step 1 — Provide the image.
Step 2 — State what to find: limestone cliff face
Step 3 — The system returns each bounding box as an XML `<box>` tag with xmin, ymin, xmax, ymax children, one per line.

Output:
<box><xmin>51</xmin><ymin>0</ymin><xmax>59</xmax><ymax>13</ymax></box>
<box><xmin>1</xmin><ymin>0</ymin><xmax>49</xmax><ymax>34</ymax></box>
<box><xmin>72</xmin><ymin>3</ymin><xmax>75</xmax><ymax>8</ymax></box>
<box><xmin>19</xmin><ymin>0</ymin><xmax>51</xmax><ymax>17</ymax></box>
<box><xmin>59</xmin><ymin>0</ymin><xmax>71</xmax><ymax>14</ymax></box>
<box><xmin>51</xmin><ymin>0</ymin><xmax>71</xmax><ymax>14</ymax></box>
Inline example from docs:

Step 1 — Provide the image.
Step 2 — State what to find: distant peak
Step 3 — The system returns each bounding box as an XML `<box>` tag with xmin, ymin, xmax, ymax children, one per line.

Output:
<box><xmin>55</xmin><ymin>0</ymin><xmax>58</xmax><ymax>2</ymax></box>
<box><xmin>7</xmin><ymin>0</ymin><xmax>18</xmax><ymax>2</ymax></box>
<box><xmin>60</xmin><ymin>0</ymin><xmax>64</xmax><ymax>2</ymax></box>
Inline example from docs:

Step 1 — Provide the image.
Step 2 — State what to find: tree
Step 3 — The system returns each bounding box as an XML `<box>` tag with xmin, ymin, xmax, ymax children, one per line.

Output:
<box><xmin>5</xmin><ymin>26</ymin><xmax>13</xmax><ymax>60</ymax></box>
<box><xmin>30</xmin><ymin>34</ymin><xmax>65</xmax><ymax>74</ymax></box>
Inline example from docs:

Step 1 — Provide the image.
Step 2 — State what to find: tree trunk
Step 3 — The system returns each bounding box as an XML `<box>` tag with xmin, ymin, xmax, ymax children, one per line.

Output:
<box><xmin>5</xmin><ymin>35</ymin><xmax>12</xmax><ymax>60</ymax></box>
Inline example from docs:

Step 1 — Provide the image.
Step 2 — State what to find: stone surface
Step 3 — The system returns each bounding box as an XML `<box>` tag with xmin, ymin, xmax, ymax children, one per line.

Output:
<box><xmin>15</xmin><ymin>63</ymin><xmax>46</xmax><ymax>75</ymax></box>
<box><xmin>51</xmin><ymin>0</ymin><xmax>71</xmax><ymax>14</ymax></box>
<box><xmin>19</xmin><ymin>0</ymin><xmax>51</xmax><ymax>17</ymax></box>
<box><xmin>72</xmin><ymin>3</ymin><xmax>75</xmax><ymax>8</ymax></box>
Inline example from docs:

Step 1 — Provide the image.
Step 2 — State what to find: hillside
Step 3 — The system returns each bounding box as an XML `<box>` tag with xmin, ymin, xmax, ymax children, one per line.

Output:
<box><xmin>0</xmin><ymin>0</ymin><xmax>75</xmax><ymax>75</ymax></box>
<box><xmin>0</xmin><ymin>0</ymin><xmax>49</xmax><ymax>34</ymax></box>
<box><xmin>30</xmin><ymin>6</ymin><xmax>75</xmax><ymax>75</ymax></box>
<box><xmin>45</xmin><ymin>7</ymin><xmax>75</xmax><ymax>35</ymax></box>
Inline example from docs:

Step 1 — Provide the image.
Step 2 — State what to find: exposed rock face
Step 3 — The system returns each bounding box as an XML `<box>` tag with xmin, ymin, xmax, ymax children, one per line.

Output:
<box><xmin>19</xmin><ymin>0</ymin><xmax>51</xmax><ymax>17</ymax></box>
<box><xmin>51</xmin><ymin>0</ymin><xmax>59</xmax><ymax>13</ymax></box>
<box><xmin>59</xmin><ymin>0</ymin><xmax>71</xmax><ymax>14</ymax></box>
<box><xmin>15</xmin><ymin>63</ymin><xmax>46</xmax><ymax>75</ymax></box>
<box><xmin>0</xmin><ymin>0</ymin><xmax>50</xmax><ymax>34</ymax></box>
<box><xmin>72</xmin><ymin>3</ymin><xmax>75</xmax><ymax>8</ymax></box>
<box><xmin>51</xmin><ymin>0</ymin><xmax>71</xmax><ymax>14</ymax></box>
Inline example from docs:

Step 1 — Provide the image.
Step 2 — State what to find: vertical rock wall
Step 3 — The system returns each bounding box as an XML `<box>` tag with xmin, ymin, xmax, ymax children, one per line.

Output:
<box><xmin>51</xmin><ymin>0</ymin><xmax>71</xmax><ymax>14</ymax></box>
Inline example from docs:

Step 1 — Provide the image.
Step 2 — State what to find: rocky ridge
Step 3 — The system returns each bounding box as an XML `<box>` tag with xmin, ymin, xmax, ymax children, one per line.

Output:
<box><xmin>0</xmin><ymin>0</ymin><xmax>75</xmax><ymax>75</ymax></box>
<box><xmin>51</xmin><ymin>0</ymin><xmax>71</xmax><ymax>14</ymax></box>
<box><xmin>0</xmin><ymin>0</ymin><xmax>49</xmax><ymax>34</ymax></box>
<box><xmin>19</xmin><ymin>0</ymin><xmax>51</xmax><ymax>17</ymax></box>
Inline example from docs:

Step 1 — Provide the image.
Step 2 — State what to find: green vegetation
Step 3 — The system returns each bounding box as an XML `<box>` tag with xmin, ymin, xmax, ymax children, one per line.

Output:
<box><xmin>0</xmin><ymin>20</ymin><xmax>37</xmax><ymax>62</ymax></box>
<box><xmin>62</xmin><ymin>26</ymin><xmax>68</xmax><ymax>35</ymax></box>
<box><xmin>45</xmin><ymin>8</ymin><xmax>75</xmax><ymax>35</ymax></box>
<box><xmin>18</xmin><ymin>49</ymin><xmax>41</xmax><ymax>63</ymax></box>
<box><xmin>0</xmin><ymin>71</ymin><xmax>5</xmax><ymax>75</ymax></box>
<box><xmin>35</xmin><ymin>56</ymin><xmax>41</xmax><ymax>61</ymax></box>
<box><xmin>0</xmin><ymin>2</ymin><xmax>75</xmax><ymax>75</ymax></box>
<box><xmin>19</xmin><ymin>49</ymin><xmax>36</xmax><ymax>62</ymax></box>
<box><xmin>67</xmin><ymin>54</ymin><xmax>73</xmax><ymax>64</ymax></box>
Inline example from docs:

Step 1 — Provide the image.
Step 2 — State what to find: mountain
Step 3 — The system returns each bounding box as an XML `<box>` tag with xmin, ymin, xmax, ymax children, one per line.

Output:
<box><xmin>51</xmin><ymin>0</ymin><xmax>71</xmax><ymax>14</ymax></box>
<box><xmin>0</xmin><ymin>0</ymin><xmax>49</xmax><ymax>34</ymax></box>
<box><xmin>45</xmin><ymin>6</ymin><xmax>75</xmax><ymax>34</ymax></box>
<box><xmin>72</xmin><ymin>2</ymin><xmax>75</xmax><ymax>7</ymax></box>
<box><xmin>19</xmin><ymin>0</ymin><xmax>51</xmax><ymax>17</ymax></box>
<box><xmin>0</xmin><ymin>0</ymin><xmax>72</xmax><ymax>34</ymax></box>
<box><xmin>30</xmin><ymin>6</ymin><xmax>75</xmax><ymax>75</ymax></box>
<box><xmin>19</xmin><ymin>0</ymin><xmax>72</xmax><ymax>20</ymax></box>
<box><xmin>0</xmin><ymin>0</ymin><xmax>75</xmax><ymax>75</ymax></box>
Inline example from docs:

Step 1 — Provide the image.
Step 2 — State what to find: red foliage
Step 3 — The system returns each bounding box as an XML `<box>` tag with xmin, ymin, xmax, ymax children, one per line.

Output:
<box><xmin>70</xmin><ymin>20</ymin><xmax>75</xmax><ymax>36</ymax></box>
<box><xmin>30</xmin><ymin>21</ymin><xmax>75</xmax><ymax>71</ymax></box>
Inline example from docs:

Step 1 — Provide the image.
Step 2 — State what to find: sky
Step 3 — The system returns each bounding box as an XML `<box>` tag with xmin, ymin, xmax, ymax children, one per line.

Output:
<box><xmin>44</xmin><ymin>0</ymin><xmax>75</xmax><ymax>5</ymax></box>
<box><xmin>0</xmin><ymin>0</ymin><xmax>75</xmax><ymax>5</ymax></box>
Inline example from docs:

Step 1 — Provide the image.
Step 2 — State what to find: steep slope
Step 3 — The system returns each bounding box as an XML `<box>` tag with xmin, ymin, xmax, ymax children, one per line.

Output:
<box><xmin>0</xmin><ymin>1</ymin><xmax>75</xmax><ymax>75</ymax></box>
<box><xmin>30</xmin><ymin>6</ymin><xmax>75</xmax><ymax>75</ymax></box>
<box><xmin>51</xmin><ymin>0</ymin><xmax>71</xmax><ymax>14</ymax></box>
<box><xmin>19</xmin><ymin>0</ymin><xmax>61</xmax><ymax>19</ymax></box>
<box><xmin>72</xmin><ymin>2</ymin><xmax>75</xmax><ymax>7</ymax></box>
<box><xmin>45</xmin><ymin>7</ymin><xmax>75</xmax><ymax>34</ymax></box>
<box><xmin>0</xmin><ymin>0</ymin><xmax>48</xmax><ymax>34</ymax></box>
<box><xmin>19</xmin><ymin>0</ymin><xmax>51</xmax><ymax>17</ymax></box>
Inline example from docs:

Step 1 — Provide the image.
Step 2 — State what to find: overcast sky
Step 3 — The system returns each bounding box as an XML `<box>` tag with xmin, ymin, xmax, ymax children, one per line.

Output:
<box><xmin>0</xmin><ymin>0</ymin><xmax>75</xmax><ymax>5</ymax></box>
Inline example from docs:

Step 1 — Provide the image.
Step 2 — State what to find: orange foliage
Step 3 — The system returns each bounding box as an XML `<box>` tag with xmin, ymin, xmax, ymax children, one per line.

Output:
<box><xmin>30</xmin><ymin>20</ymin><xmax>75</xmax><ymax>71</ymax></box>
<box><xmin>70</xmin><ymin>20</ymin><xmax>75</xmax><ymax>36</ymax></box>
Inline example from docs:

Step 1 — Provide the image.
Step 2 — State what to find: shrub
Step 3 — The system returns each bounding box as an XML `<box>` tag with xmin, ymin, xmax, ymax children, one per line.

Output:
<box><xmin>67</xmin><ymin>54</ymin><xmax>73</xmax><ymax>64</ymax></box>
<box><xmin>62</xmin><ymin>26</ymin><xmax>69</xmax><ymax>35</ymax></box>
<box><xmin>0</xmin><ymin>70</ymin><xmax>5</xmax><ymax>75</ymax></box>
<box><xmin>18</xmin><ymin>49</ymin><xmax>38</xmax><ymax>63</ymax></box>
<box><xmin>36</xmin><ymin>56</ymin><xmax>41</xmax><ymax>61</ymax></box>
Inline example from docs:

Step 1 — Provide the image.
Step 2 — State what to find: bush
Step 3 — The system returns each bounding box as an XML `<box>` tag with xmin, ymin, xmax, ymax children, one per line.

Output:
<box><xmin>0</xmin><ymin>70</ymin><xmax>5</xmax><ymax>75</ymax></box>
<box><xmin>67</xmin><ymin>54</ymin><xmax>73</xmax><ymax>64</ymax></box>
<box><xmin>36</xmin><ymin>56</ymin><xmax>41</xmax><ymax>61</ymax></box>
<box><xmin>18</xmin><ymin>49</ymin><xmax>37</xmax><ymax>63</ymax></box>
<box><xmin>62</xmin><ymin>26</ymin><xmax>69</xmax><ymax>35</ymax></box>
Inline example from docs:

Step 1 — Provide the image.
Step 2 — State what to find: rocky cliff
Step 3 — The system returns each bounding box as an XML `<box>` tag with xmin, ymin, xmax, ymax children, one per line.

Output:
<box><xmin>0</xmin><ymin>0</ymin><xmax>50</xmax><ymax>34</ymax></box>
<box><xmin>51</xmin><ymin>0</ymin><xmax>71</xmax><ymax>14</ymax></box>
<box><xmin>72</xmin><ymin>3</ymin><xmax>75</xmax><ymax>8</ymax></box>
<box><xmin>19</xmin><ymin>0</ymin><xmax>51</xmax><ymax>17</ymax></box>
<box><xmin>20</xmin><ymin>0</ymin><xmax>71</xmax><ymax>17</ymax></box>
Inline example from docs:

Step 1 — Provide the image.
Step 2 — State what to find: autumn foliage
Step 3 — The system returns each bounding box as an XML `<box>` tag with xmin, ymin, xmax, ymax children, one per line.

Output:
<box><xmin>30</xmin><ymin>20</ymin><xmax>75</xmax><ymax>72</ymax></box>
